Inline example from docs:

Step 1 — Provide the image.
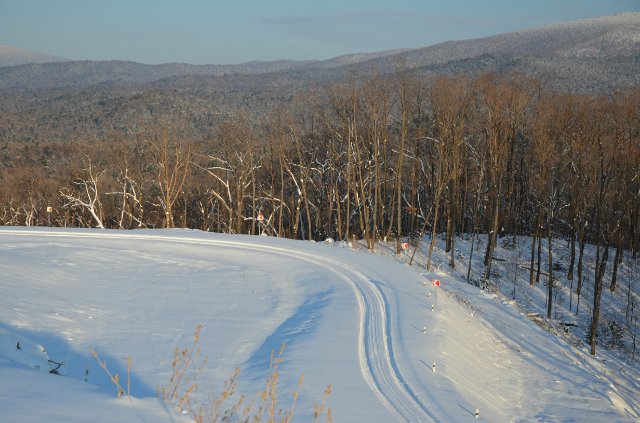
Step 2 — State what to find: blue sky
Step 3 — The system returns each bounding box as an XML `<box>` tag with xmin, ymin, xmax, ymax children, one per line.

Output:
<box><xmin>1</xmin><ymin>0</ymin><xmax>638</xmax><ymax>64</ymax></box>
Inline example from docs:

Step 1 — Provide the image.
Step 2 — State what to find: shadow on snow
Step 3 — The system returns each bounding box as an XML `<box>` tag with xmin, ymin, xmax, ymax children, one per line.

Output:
<box><xmin>0</xmin><ymin>322</ymin><xmax>155</xmax><ymax>397</ymax></box>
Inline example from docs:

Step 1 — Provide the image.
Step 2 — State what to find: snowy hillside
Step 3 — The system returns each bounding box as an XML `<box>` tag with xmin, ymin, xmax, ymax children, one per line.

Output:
<box><xmin>386</xmin><ymin>12</ymin><xmax>640</xmax><ymax>66</ymax></box>
<box><xmin>0</xmin><ymin>45</ymin><xmax>67</xmax><ymax>67</ymax></box>
<box><xmin>0</xmin><ymin>228</ymin><xmax>638</xmax><ymax>422</ymax></box>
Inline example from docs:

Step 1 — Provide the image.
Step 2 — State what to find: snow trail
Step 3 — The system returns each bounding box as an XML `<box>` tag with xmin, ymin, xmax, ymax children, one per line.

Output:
<box><xmin>0</xmin><ymin>229</ymin><xmax>436</xmax><ymax>422</ymax></box>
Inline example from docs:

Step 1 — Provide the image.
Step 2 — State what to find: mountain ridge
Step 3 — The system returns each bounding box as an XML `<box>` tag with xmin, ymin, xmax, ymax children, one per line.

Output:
<box><xmin>1</xmin><ymin>13</ymin><xmax>638</xmax><ymax>92</ymax></box>
<box><xmin>0</xmin><ymin>45</ymin><xmax>68</xmax><ymax>67</ymax></box>
<box><xmin>0</xmin><ymin>13</ymin><xmax>638</xmax><ymax>143</ymax></box>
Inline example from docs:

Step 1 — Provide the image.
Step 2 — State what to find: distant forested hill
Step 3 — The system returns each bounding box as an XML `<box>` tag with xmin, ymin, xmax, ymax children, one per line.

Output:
<box><xmin>0</xmin><ymin>13</ymin><xmax>638</xmax><ymax>143</ymax></box>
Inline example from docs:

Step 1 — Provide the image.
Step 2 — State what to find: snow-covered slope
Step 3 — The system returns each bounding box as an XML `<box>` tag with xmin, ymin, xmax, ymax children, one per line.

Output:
<box><xmin>0</xmin><ymin>228</ymin><xmax>638</xmax><ymax>422</ymax></box>
<box><xmin>0</xmin><ymin>45</ymin><xmax>67</xmax><ymax>67</ymax></box>
<box><xmin>366</xmin><ymin>12</ymin><xmax>640</xmax><ymax>68</ymax></box>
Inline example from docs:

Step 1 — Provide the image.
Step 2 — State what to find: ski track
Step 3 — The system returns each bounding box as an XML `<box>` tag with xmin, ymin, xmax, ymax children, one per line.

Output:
<box><xmin>0</xmin><ymin>229</ymin><xmax>435</xmax><ymax>423</ymax></box>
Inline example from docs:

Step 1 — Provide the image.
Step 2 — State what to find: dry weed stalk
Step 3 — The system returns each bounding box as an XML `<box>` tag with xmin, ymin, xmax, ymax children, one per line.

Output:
<box><xmin>127</xmin><ymin>356</ymin><xmax>132</xmax><ymax>396</ymax></box>
<box><xmin>160</xmin><ymin>328</ymin><xmax>332</xmax><ymax>423</ymax></box>
<box><xmin>90</xmin><ymin>348</ymin><xmax>131</xmax><ymax>398</ymax></box>
<box><xmin>313</xmin><ymin>384</ymin><xmax>332</xmax><ymax>423</ymax></box>
<box><xmin>159</xmin><ymin>323</ymin><xmax>207</xmax><ymax>413</ymax></box>
<box><xmin>252</xmin><ymin>343</ymin><xmax>326</xmax><ymax>423</ymax></box>
<box><xmin>193</xmin><ymin>368</ymin><xmax>247</xmax><ymax>423</ymax></box>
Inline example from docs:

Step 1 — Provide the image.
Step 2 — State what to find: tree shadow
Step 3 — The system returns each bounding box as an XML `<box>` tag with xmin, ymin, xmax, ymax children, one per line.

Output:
<box><xmin>242</xmin><ymin>289</ymin><xmax>333</xmax><ymax>380</ymax></box>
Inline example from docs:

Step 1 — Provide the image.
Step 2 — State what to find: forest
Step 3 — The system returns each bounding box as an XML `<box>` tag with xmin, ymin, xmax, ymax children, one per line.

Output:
<box><xmin>1</xmin><ymin>72</ymin><xmax>638</xmax><ymax>343</ymax></box>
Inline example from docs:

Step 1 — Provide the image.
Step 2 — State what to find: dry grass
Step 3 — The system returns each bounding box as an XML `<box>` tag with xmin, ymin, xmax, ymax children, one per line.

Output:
<box><xmin>90</xmin><ymin>348</ymin><xmax>131</xmax><ymax>398</ymax></box>
<box><xmin>159</xmin><ymin>323</ymin><xmax>207</xmax><ymax>412</ymax></box>
<box><xmin>159</xmin><ymin>325</ymin><xmax>333</xmax><ymax>423</ymax></box>
<box><xmin>90</xmin><ymin>323</ymin><xmax>332</xmax><ymax>422</ymax></box>
<box><xmin>313</xmin><ymin>384</ymin><xmax>332</xmax><ymax>423</ymax></box>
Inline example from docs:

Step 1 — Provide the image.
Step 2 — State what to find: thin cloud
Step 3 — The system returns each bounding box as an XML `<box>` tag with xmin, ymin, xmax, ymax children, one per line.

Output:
<box><xmin>260</xmin><ymin>15</ymin><xmax>339</xmax><ymax>25</ymax></box>
<box><xmin>259</xmin><ymin>10</ymin><xmax>504</xmax><ymax>28</ymax></box>
<box><xmin>259</xmin><ymin>10</ymin><xmax>399</xmax><ymax>26</ymax></box>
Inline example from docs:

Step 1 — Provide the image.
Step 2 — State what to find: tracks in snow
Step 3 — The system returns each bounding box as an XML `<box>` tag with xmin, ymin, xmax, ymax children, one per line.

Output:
<box><xmin>1</xmin><ymin>229</ymin><xmax>435</xmax><ymax>422</ymax></box>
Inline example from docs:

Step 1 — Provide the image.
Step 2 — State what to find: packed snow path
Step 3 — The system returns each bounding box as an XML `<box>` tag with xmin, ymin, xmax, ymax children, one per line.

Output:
<box><xmin>0</xmin><ymin>228</ymin><xmax>436</xmax><ymax>422</ymax></box>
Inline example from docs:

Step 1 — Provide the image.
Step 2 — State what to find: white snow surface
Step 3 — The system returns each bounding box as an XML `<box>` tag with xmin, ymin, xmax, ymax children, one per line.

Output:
<box><xmin>0</xmin><ymin>227</ymin><xmax>638</xmax><ymax>422</ymax></box>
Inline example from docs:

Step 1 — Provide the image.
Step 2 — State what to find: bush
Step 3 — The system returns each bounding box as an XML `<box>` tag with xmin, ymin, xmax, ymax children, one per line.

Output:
<box><xmin>585</xmin><ymin>320</ymin><xmax>625</xmax><ymax>351</ymax></box>
<box><xmin>604</xmin><ymin>321</ymin><xmax>625</xmax><ymax>350</ymax></box>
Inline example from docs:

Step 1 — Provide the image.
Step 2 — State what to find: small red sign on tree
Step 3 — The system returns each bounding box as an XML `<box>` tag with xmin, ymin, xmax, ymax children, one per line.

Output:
<box><xmin>432</xmin><ymin>280</ymin><xmax>441</xmax><ymax>287</ymax></box>
<box><xmin>257</xmin><ymin>214</ymin><xmax>264</xmax><ymax>222</ymax></box>
<box><xmin>401</xmin><ymin>242</ymin><xmax>409</xmax><ymax>250</ymax></box>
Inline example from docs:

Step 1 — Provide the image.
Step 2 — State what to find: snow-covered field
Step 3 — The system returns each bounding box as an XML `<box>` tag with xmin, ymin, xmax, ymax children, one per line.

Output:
<box><xmin>0</xmin><ymin>227</ymin><xmax>638</xmax><ymax>422</ymax></box>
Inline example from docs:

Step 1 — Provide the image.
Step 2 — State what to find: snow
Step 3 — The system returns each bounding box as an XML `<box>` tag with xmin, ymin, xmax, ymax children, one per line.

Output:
<box><xmin>0</xmin><ymin>227</ymin><xmax>638</xmax><ymax>422</ymax></box>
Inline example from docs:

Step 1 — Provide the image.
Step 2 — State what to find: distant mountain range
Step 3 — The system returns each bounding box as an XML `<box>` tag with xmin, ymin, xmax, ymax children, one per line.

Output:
<box><xmin>1</xmin><ymin>13</ymin><xmax>638</xmax><ymax>90</ymax></box>
<box><xmin>1</xmin><ymin>13</ymin><xmax>638</xmax><ymax>143</ymax></box>
<box><xmin>0</xmin><ymin>45</ymin><xmax>68</xmax><ymax>67</ymax></box>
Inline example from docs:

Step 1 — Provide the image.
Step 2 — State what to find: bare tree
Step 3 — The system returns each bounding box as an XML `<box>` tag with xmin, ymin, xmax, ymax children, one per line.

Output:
<box><xmin>150</xmin><ymin>128</ymin><xmax>192</xmax><ymax>229</ymax></box>
<box><xmin>394</xmin><ymin>71</ymin><xmax>414</xmax><ymax>254</ymax></box>
<box><xmin>429</xmin><ymin>74</ymin><xmax>473</xmax><ymax>268</ymax></box>
<box><xmin>60</xmin><ymin>157</ymin><xmax>106</xmax><ymax>229</ymax></box>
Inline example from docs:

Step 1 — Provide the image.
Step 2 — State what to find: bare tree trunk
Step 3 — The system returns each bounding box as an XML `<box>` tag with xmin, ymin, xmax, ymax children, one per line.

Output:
<box><xmin>484</xmin><ymin>185</ymin><xmax>501</xmax><ymax>284</ymax></box>
<box><xmin>426</xmin><ymin>179</ymin><xmax>443</xmax><ymax>271</ymax></box>
<box><xmin>235</xmin><ymin>179</ymin><xmax>244</xmax><ymax>234</ymax></box>
<box><xmin>610</xmin><ymin>231</ymin><xmax>623</xmax><ymax>292</ymax></box>
<box><xmin>152</xmin><ymin>130</ymin><xmax>192</xmax><ymax>229</ymax></box>
<box><xmin>60</xmin><ymin>158</ymin><xmax>106</xmax><ymax>229</ymax></box>
<box><xmin>576</xmin><ymin>224</ymin><xmax>586</xmax><ymax>315</ymax></box>
<box><xmin>449</xmin><ymin>184</ymin><xmax>457</xmax><ymax>269</ymax></box>
<box><xmin>372</xmin><ymin>127</ymin><xmax>380</xmax><ymax>250</ymax></box>
<box><xmin>536</xmin><ymin>224</ymin><xmax>542</xmax><ymax>283</ymax></box>
<box><xmin>335</xmin><ymin>182</ymin><xmax>342</xmax><ymax>240</ymax></box>
<box><xmin>632</xmin><ymin>203</ymin><xmax>638</xmax><ymax>259</ymax></box>
<box><xmin>590</xmin><ymin>243</ymin><xmax>609</xmax><ymax>355</ymax></box>
<box><xmin>251</xmin><ymin>157</ymin><xmax>256</xmax><ymax>235</ymax></box>
<box><xmin>395</xmin><ymin>114</ymin><xmax>407</xmax><ymax>255</ymax></box>
<box><xmin>278</xmin><ymin>153</ymin><xmax>285</xmax><ymax>237</ymax></box>
<box><xmin>467</xmin><ymin>166</ymin><xmax>484</xmax><ymax>283</ymax></box>
<box><xmin>567</xmin><ymin>220</ymin><xmax>576</xmax><ymax>281</ymax></box>
<box><xmin>529</xmin><ymin>228</ymin><xmax>536</xmax><ymax>286</ymax></box>
<box><xmin>547</xmin><ymin>221</ymin><xmax>554</xmax><ymax>319</ymax></box>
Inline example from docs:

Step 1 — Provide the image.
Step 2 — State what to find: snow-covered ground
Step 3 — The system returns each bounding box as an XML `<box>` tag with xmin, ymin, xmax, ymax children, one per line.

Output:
<box><xmin>0</xmin><ymin>227</ymin><xmax>638</xmax><ymax>422</ymax></box>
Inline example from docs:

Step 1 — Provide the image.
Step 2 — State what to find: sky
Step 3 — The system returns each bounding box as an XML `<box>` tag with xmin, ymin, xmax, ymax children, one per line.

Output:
<box><xmin>1</xmin><ymin>0</ymin><xmax>639</xmax><ymax>64</ymax></box>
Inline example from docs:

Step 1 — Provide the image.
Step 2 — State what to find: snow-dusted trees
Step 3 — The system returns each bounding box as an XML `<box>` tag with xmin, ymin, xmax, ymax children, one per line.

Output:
<box><xmin>3</xmin><ymin>72</ymin><xmax>635</xmax><ymax>249</ymax></box>
<box><xmin>197</xmin><ymin>116</ymin><xmax>261</xmax><ymax>234</ymax></box>
<box><xmin>429</xmin><ymin>74</ymin><xmax>473</xmax><ymax>269</ymax></box>
<box><xmin>60</xmin><ymin>156</ymin><xmax>106</xmax><ymax>229</ymax></box>
<box><xmin>608</xmin><ymin>90</ymin><xmax>640</xmax><ymax>290</ymax></box>
<box><xmin>108</xmin><ymin>143</ymin><xmax>148</xmax><ymax>229</ymax></box>
<box><xmin>150</xmin><ymin>128</ymin><xmax>192</xmax><ymax>229</ymax></box>
<box><xmin>2</xmin><ymin>77</ymin><xmax>638</xmax><ymax>345</ymax></box>
<box><xmin>476</xmin><ymin>75</ymin><xmax>528</xmax><ymax>284</ymax></box>
<box><xmin>0</xmin><ymin>75</ymin><xmax>633</xmax><ymax>251</ymax></box>
<box><xmin>531</xmin><ymin>92</ymin><xmax>571</xmax><ymax>319</ymax></box>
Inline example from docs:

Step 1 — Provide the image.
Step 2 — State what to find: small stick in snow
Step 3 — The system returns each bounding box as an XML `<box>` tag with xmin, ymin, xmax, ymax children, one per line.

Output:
<box><xmin>432</xmin><ymin>362</ymin><xmax>436</xmax><ymax>372</ymax></box>
<box><xmin>475</xmin><ymin>408</ymin><xmax>479</xmax><ymax>418</ymax></box>
<box><xmin>422</xmin><ymin>326</ymin><xmax>426</xmax><ymax>333</ymax></box>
